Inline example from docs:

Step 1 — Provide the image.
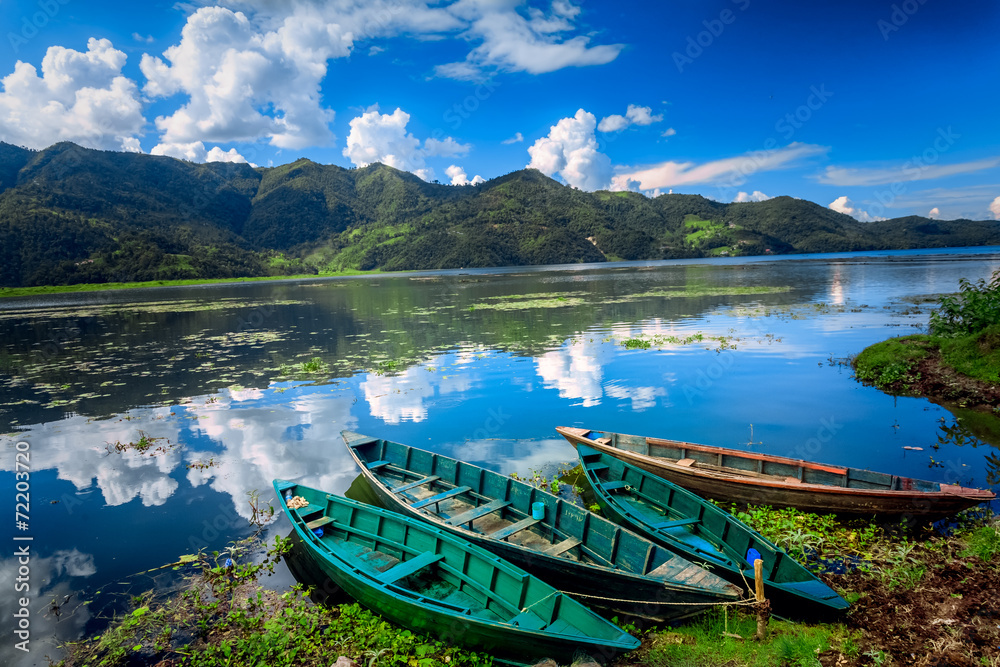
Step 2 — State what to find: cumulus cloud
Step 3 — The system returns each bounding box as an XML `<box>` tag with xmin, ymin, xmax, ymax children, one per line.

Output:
<box><xmin>435</xmin><ymin>0</ymin><xmax>623</xmax><ymax>79</ymax></box>
<box><xmin>662</xmin><ymin>127</ymin><xmax>677</xmax><ymax>138</ymax></box>
<box><xmin>598</xmin><ymin>104</ymin><xmax>663</xmax><ymax>132</ymax></box>
<box><xmin>928</xmin><ymin>207</ymin><xmax>941</xmax><ymax>219</ymax></box>
<box><xmin>446</xmin><ymin>165</ymin><xmax>485</xmax><ymax>186</ymax></box>
<box><xmin>140</xmin><ymin>6</ymin><xmax>348</xmax><ymax>149</ymax></box>
<box><xmin>502</xmin><ymin>131</ymin><xmax>524</xmax><ymax>144</ymax></box>
<box><xmin>0</xmin><ymin>38</ymin><xmax>144</xmax><ymax>151</ymax></box>
<box><xmin>611</xmin><ymin>142</ymin><xmax>826</xmax><ymax>191</ymax></box>
<box><xmin>597</xmin><ymin>114</ymin><xmax>628</xmax><ymax>133</ymax></box>
<box><xmin>343</xmin><ymin>106</ymin><xmax>468</xmax><ymax>181</ymax></box>
<box><xmin>990</xmin><ymin>196</ymin><xmax>1000</xmax><ymax>220</ymax></box>
<box><xmin>734</xmin><ymin>190</ymin><xmax>771</xmax><ymax>202</ymax></box>
<box><xmin>527</xmin><ymin>108</ymin><xmax>612</xmax><ymax>191</ymax></box>
<box><xmin>151</xmin><ymin>141</ymin><xmax>255</xmax><ymax>165</ymax></box>
<box><xmin>829</xmin><ymin>196</ymin><xmax>886</xmax><ymax>222</ymax></box>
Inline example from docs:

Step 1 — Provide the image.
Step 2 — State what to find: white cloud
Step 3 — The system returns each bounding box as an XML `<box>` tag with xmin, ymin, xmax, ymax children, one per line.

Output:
<box><xmin>424</xmin><ymin>136</ymin><xmax>471</xmax><ymax>157</ymax></box>
<box><xmin>662</xmin><ymin>127</ymin><xmax>676</xmax><ymax>138</ymax></box>
<box><xmin>734</xmin><ymin>190</ymin><xmax>771</xmax><ymax>202</ymax></box>
<box><xmin>343</xmin><ymin>106</ymin><xmax>467</xmax><ymax>181</ymax></box>
<box><xmin>151</xmin><ymin>141</ymin><xmax>255</xmax><ymax>165</ymax></box>
<box><xmin>598</xmin><ymin>104</ymin><xmax>662</xmax><ymax>132</ymax></box>
<box><xmin>829</xmin><ymin>196</ymin><xmax>886</xmax><ymax>222</ymax></box>
<box><xmin>612</xmin><ymin>142</ymin><xmax>826</xmax><ymax>191</ymax></box>
<box><xmin>0</xmin><ymin>38</ymin><xmax>144</xmax><ymax>151</ymax></box>
<box><xmin>502</xmin><ymin>131</ymin><xmax>524</xmax><ymax>144</ymax></box>
<box><xmin>817</xmin><ymin>156</ymin><xmax>1000</xmax><ymax>186</ymax></box>
<box><xmin>535</xmin><ymin>342</ymin><xmax>604</xmax><ymax>407</ymax></box>
<box><xmin>446</xmin><ymin>164</ymin><xmax>485</xmax><ymax>186</ymax></box>
<box><xmin>597</xmin><ymin>114</ymin><xmax>628</xmax><ymax>133</ymax></box>
<box><xmin>132</xmin><ymin>32</ymin><xmax>155</xmax><ymax>43</ymax></box>
<box><xmin>928</xmin><ymin>207</ymin><xmax>941</xmax><ymax>219</ymax></box>
<box><xmin>140</xmin><ymin>6</ymin><xmax>348</xmax><ymax>150</ymax></box>
<box><xmin>368</xmin><ymin>45</ymin><xmax>385</xmax><ymax>56</ymax></box>
<box><xmin>434</xmin><ymin>1</ymin><xmax>623</xmax><ymax>80</ymax></box>
<box><xmin>991</xmin><ymin>197</ymin><xmax>1000</xmax><ymax>220</ymax></box>
<box><xmin>624</xmin><ymin>104</ymin><xmax>662</xmax><ymax>126</ymax></box>
<box><xmin>343</xmin><ymin>106</ymin><xmax>420</xmax><ymax>171</ymax></box>
<box><xmin>527</xmin><ymin>108</ymin><xmax>612</xmax><ymax>191</ymax></box>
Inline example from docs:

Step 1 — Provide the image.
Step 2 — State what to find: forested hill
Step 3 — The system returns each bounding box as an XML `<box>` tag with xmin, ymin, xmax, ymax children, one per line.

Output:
<box><xmin>1</xmin><ymin>141</ymin><xmax>999</xmax><ymax>287</ymax></box>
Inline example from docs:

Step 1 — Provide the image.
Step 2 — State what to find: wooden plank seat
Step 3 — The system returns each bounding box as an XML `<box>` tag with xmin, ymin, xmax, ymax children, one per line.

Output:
<box><xmin>392</xmin><ymin>475</ymin><xmax>441</xmax><ymax>494</ymax></box>
<box><xmin>675</xmin><ymin>458</ymin><xmax>697</xmax><ymax>467</ymax></box>
<box><xmin>601</xmin><ymin>480</ymin><xmax>629</xmax><ymax>491</ymax></box>
<box><xmin>509</xmin><ymin>609</ymin><xmax>547</xmax><ymax>630</ymax></box>
<box><xmin>651</xmin><ymin>517</ymin><xmax>700</xmax><ymax>530</ymax></box>
<box><xmin>377</xmin><ymin>552</ymin><xmax>445</xmax><ymax>585</ymax></box>
<box><xmin>295</xmin><ymin>503</ymin><xmax>325</xmax><ymax>516</ymax></box>
<box><xmin>368</xmin><ymin>460</ymin><xmax>393</xmax><ymax>470</ymax></box>
<box><xmin>489</xmin><ymin>517</ymin><xmax>541</xmax><ymax>541</ymax></box>
<box><xmin>305</xmin><ymin>516</ymin><xmax>334</xmax><ymax>530</ymax></box>
<box><xmin>446</xmin><ymin>499</ymin><xmax>511</xmax><ymax>526</ymax></box>
<box><xmin>411</xmin><ymin>486</ymin><xmax>472</xmax><ymax>510</ymax></box>
<box><xmin>543</xmin><ymin>537</ymin><xmax>581</xmax><ymax>556</ymax></box>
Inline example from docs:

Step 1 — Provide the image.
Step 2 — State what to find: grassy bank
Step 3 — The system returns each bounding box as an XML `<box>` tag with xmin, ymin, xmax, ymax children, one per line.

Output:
<box><xmin>853</xmin><ymin>270</ymin><xmax>1000</xmax><ymax>410</ymax></box>
<box><xmin>58</xmin><ymin>506</ymin><xmax>1000</xmax><ymax>667</ymax></box>
<box><xmin>853</xmin><ymin>324</ymin><xmax>1000</xmax><ymax>390</ymax></box>
<box><xmin>0</xmin><ymin>269</ymin><xmax>379</xmax><ymax>299</ymax></box>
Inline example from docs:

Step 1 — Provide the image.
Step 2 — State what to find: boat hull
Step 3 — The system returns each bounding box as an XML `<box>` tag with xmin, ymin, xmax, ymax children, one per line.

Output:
<box><xmin>274</xmin><ymin>481</ymin><xmax>640</xmax><ymax>662</ymax></box>
<box><xmin>557</xmin><ymin>427</ymin><xmax>994</xmax><ymax>522</ymax></box>
<box><xmin>576</xmin><ymin>445</ymin><xmax>848</xmax><ymax>618</ymax></box>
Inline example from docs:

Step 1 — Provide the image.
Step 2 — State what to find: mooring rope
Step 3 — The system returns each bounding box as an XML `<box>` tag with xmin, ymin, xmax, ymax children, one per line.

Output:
<box><xmin>565</xmin><ymin>591</ymin><xmax>758</xmax><ymax>607</ymax></box>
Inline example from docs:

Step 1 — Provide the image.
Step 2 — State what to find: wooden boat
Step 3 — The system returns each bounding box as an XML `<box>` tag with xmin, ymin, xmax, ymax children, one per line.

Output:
<box><xmin>273</xmin><ymin>480</ymin><xmax>641</xmax><ymax>662</ymax></box>
<box><xmin>556</xmin><ymin>427</ymin><xmax>996</xmax><ymax>521</ymax></box>
<box><xmin>342</xmin><ymin>431</ymin><xmax>742</xmax><ymax>622</ymax></box>
<box><xmin>576</xmin><ymin>445</ymin><xmax>849</xmax><ymax>617</ymax></box>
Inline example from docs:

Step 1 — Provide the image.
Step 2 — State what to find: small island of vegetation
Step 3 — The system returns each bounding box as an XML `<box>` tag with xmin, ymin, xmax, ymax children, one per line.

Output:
<box><xmin>853</xmin><ymin>270</ymin><xmax>1000</xmax><ymax>412</ymax></box>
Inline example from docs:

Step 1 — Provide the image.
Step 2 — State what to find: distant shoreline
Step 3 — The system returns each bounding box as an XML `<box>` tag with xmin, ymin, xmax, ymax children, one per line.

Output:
<box><xmin>3</xmin><ymin>245</ymin><xmax>1000</xmax><ymax>300</ymax></box>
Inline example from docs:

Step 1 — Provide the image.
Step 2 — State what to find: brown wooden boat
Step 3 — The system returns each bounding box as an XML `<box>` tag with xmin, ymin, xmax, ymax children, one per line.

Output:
<box><xmin>556</xmin><ymin>427</ymin><xmax>995</xmax><ymax>522</ymax></box>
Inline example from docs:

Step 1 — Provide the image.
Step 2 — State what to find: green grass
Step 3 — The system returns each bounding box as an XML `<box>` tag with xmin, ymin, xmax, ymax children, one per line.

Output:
<box><xmin>0</xmin><ymin>269</ymin><xmax>379</xmax><ymax>299</ymax></box>
<box><xmin>852</xmin><ymin>336</ymin><xmax>932</xmax><ymax>389</ymax></box>
<box><xmin>641</xmin><ymin>607</ymin><xmax>846</xmax><ymax>667</ymax></box>
<box><xmin>937</xmin><ymin>324</ymin><xmax>1000</xmax><ymax>382</ymax></box>
<box><xmin>853</xmin><ymin>324</ymin><xmax>1000</xmax><ymax>391</ymax></box>
<box><xmin>960</xmin><ymin>522</ymin><xmax>1000</xmax><ymax>562</ymax></box>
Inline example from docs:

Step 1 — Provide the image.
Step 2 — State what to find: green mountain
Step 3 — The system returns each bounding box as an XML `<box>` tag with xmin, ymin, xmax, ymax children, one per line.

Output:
<box><xmin>1</xmin><ymin>141</ymin><xmax>998</xmax><ymax>287</ymax></box>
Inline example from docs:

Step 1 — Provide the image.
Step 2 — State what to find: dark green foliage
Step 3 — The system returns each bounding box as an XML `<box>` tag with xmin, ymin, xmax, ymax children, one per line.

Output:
<box><xmin>2</xmin><ymin>141</ymin><xmax>1000</xmax><ymax>287</ymax></box>
<box><xmin>928</xmin><ymin>270</ymin><xmax>1000</xmax><ymax>337</ymax></box>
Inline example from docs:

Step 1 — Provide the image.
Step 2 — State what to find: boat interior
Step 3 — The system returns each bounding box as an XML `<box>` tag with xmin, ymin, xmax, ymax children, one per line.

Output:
<box><xmin>592</xmin><ymin>431</ymin><xmax>940</xmax><ymax>492</ymax></box>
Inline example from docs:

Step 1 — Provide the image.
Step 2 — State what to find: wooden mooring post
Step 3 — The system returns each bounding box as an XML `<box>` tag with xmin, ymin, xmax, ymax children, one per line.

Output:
<box><xmin>754</xmin><ymin>558</ymin><xmax>770</xmax><ymax>640</ymax></box>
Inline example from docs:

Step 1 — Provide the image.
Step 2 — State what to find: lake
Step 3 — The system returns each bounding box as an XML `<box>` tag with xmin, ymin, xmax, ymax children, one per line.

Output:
<box><xmin>3</xmin><ymin>247</ymin><xmax>1000</xmax><ymax>665</ymax></box>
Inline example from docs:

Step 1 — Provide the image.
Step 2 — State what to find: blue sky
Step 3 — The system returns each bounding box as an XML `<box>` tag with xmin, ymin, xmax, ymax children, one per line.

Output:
<box><xmin>1</xmin><ymin>0</ymin><xmax>998</xmax><ymax>221</ymax></box>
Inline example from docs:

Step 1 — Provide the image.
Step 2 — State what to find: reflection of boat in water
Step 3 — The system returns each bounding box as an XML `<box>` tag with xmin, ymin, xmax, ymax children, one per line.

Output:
<box><xmin>577</xmin><ymin>444</ymin><xmax>848</xmax><ymax>618</ymax></box>
<box><xmin>557</xmin><ymin>427</ymin><xmax>996</xmax><ymax>522</ymax></box>
<box><xmin>273</xmin><ymin>480</ymin><xmax>640</xmax><ymax>662</ymax></box>
<box><xmin>343</xmin><ymin>431</ymin><xmax>742</xmax><ymax>622</ymax></box>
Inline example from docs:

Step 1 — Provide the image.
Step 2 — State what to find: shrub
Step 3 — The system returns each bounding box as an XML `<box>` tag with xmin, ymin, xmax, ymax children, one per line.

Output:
<box><xmin>929</xmin><ymin>270</ymin><xmax>1000</xmax><ymax>337</ymax></box>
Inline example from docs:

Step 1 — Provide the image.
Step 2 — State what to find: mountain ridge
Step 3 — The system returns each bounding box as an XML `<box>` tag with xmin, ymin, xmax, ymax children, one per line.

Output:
<box><xmin>1</xmin><ymin>141</ymin><xmax>998</xmax><ymax>287</ymax></box>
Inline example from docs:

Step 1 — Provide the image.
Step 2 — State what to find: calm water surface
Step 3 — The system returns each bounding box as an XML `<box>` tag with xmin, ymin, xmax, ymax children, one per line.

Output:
<box><xmin>3</xmin><ymin>247</ymin><xmax>1000</xmax><ymax>664</ymax></box>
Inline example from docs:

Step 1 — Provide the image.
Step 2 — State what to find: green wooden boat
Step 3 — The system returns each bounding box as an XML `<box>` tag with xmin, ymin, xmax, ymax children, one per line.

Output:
<box><xmin>273</xmin><ymin>480</ymin><xmax>640</xmax><ymax>662</ymax></box>
<box><xmin>575</xmin><ymin>445</ymin><xmax>849</xmax><ymax>618</ymax></box>
<box><xmin>342</xmin><ymin>431</ymin><xmax>742</xmax><ymax>622</ymax></box>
